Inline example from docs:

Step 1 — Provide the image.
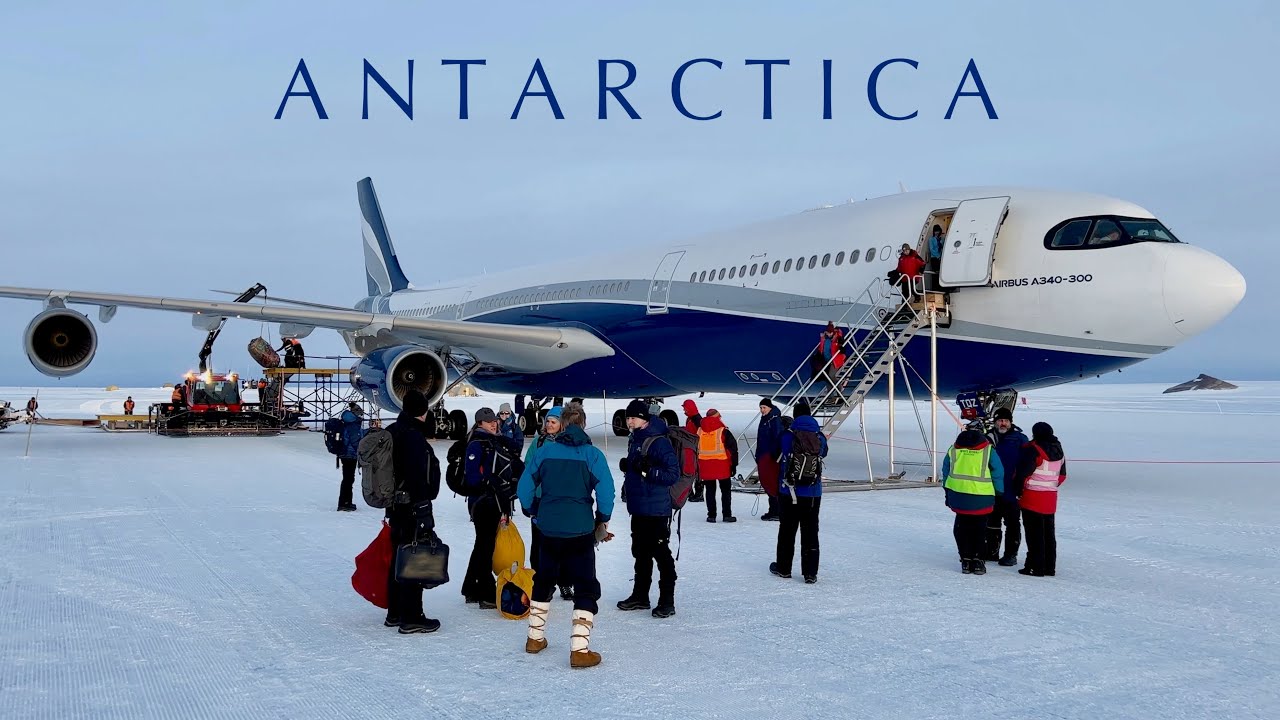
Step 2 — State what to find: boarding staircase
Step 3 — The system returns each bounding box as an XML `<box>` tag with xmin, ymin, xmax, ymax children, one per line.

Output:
<box><xmin>737</xmin><ymin>274</ymin><xmax>948</xmax><ymax>487</ymax></box>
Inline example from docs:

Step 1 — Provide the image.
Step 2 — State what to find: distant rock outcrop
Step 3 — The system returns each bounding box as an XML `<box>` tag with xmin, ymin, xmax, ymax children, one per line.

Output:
<box><xmin>1163</xmin><ymin>374</ymin><xmax>1239</xmax><ymax>394</ymax></box>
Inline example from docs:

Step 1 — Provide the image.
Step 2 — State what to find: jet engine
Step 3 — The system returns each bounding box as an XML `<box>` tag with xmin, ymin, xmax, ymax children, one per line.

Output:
<box><xmin>350</xmin><ymin>346</ymin><xmax>448</xmax><ymax>413</ymax></box>
<box><xmin>24</xmin><ymin>308</ymin><xmax>98</xmax><ymax>378</ymax></box>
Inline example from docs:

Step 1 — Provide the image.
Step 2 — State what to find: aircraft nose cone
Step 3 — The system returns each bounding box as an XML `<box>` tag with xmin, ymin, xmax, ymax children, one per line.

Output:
<box><xmin>1163</xmin><ymin>247</ymin><xmax>1246</xmax><ymax>337</ymax></box>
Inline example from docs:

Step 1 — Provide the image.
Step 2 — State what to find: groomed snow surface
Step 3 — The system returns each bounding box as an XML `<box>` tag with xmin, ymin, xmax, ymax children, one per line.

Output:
<box><xmin>2</xmin><ymin>383</ymin><xmax>1278</xmax><ymax>719</ymax></box>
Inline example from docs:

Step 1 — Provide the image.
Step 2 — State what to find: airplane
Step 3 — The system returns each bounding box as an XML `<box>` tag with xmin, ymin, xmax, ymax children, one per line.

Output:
<box><xmin>0</xmin><ymin>178</ymin><xmax>1246</xmax><ymax>436</ymax></box>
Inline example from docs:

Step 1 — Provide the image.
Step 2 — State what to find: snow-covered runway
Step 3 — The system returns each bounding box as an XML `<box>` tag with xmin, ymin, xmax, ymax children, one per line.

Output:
<box><xmin>2</xmin><ymin>384</ymin><xmax>1277</xmax><ymax>719</ymax></box>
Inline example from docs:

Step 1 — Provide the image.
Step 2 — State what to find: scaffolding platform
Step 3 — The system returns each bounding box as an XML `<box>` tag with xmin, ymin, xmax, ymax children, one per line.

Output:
<box><xmin>260</xmin><ymin>357</ymin><xmax>374</xmax><ymax>429</ymax></box>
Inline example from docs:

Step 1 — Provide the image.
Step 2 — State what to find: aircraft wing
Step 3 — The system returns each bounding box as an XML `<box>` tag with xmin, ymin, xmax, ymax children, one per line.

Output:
<box><xmin>0</xmin><ymin>286</ymin><xmax>614</xmax><ymax>374</ymax></box>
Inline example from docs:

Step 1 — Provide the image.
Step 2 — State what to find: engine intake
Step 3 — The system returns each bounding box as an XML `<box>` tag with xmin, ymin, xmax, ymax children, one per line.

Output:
<box><xmin>24</xmin><ymin>309</ymin><xmax>98</xmax><ymax>378</ymax></box>
<box><xmin>350</xmin><ymin>346</ymin><xmax>448</xmax><ymax>413</ymax></box>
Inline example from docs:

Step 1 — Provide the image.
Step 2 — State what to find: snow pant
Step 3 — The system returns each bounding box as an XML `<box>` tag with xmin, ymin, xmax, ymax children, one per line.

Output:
<box><xmin>953</xmin><ymin>512</ymin><xmax>989</xmax><ymax>560</ymax></box>
<box><xmin>1022</xmin><ymin>509</ymin><xmax>1057</xmax><ymax>574</ymax></box>
<box><xmin>630</xmin><ymin>515</ymin><xmax>677</xmax><ymax>603</ymax></box>
<box><xmin>339</xmin><ymin>457</ymin><xmax>357</xmax><ymax>507</ymax></box>
<box><xmin>985</xmin><ymin>497</ymin><xmax>1021</xmax><ymax>560</ymax></box>
<box><xmin>530</xmin><ymin>522</ymin><xmax>542</xmax><ymax>573</ymax></box>
<box><xmin>704</xmin><ymin>478</ymin><xmax>733</xmax><ymax>519</ymax></box>
<box><xmin>776</xmin><ymin>494</ymin><xmax>821</xmax><ymax>577</ymax></box>
<box><xmin>533</xmin><ymin>533</ymin><xmax>600</xmax><ymax>614</ymax></box>
<box><xmin>385</xmin><ymin>508</ymin><xmax>424</xmax><ymax>621</ymax></box>
<box><xmin>461</xmin><ymin>497</ymin><xmax>501</xmax><ymax>601</ymax></box>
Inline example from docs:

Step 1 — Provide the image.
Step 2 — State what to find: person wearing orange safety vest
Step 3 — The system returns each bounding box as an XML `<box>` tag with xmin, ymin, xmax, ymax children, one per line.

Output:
<box><xmin>123</xmin><ymin>397</ymin><xmax>136</xmax><ymax>415</ymax></box>
<box><xmin>697</xmin><ymin>409</ymin><xmax>739</xmax><ymax>523</ymax></box>
<box><xmin>942</xmin><ymin>429</ymin><xmax>1004</xmax><ymax>575</ymax></box>
<box><xmin>1014</xmin><ymin>422</ymin><xmax>1067</xmax><ymax>577</ymax></box>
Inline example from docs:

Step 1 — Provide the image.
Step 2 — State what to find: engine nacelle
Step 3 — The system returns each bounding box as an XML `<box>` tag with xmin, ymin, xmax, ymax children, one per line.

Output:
<box><xmin>24</xmin><ymin>308</ymin><xmax>98</xmax><ymax>378</ymax></box>
<box><xmin>350</xmin><ymin>346</ymin><xmax>448</xmax><ymax>413</ymax></box>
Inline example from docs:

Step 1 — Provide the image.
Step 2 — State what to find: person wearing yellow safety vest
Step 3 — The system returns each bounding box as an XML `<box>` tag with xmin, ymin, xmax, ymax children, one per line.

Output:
<box><xmin>1014</xmin><ymin>422</ymin><xmax>1067</xmax><ymax>577</ymax></box>
<box><xmin>697</xmin><ymin>409</ymin><xmax>739</xmax><ymax>523</ymax></box>
<box><xmin>942</xmin><ymin>429</ymin><xmax>1005</xmax><ymax>575</ymax></box>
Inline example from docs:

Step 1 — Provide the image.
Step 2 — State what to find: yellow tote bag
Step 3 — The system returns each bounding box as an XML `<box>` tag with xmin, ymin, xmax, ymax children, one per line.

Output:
<box><xmin>492</xmin><ymin>517</ymin><xmax>526</xmax><ymax>576</ymax></box>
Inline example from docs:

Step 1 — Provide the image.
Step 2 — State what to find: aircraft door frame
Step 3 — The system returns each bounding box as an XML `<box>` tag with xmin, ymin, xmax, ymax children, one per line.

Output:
<box><xmin>938</xmin><ymin>196</ymin><xmax>1010</xmax><ymax>288</ymax></box>
<box><xmin>646</xmin><ymin>250</ymin><xmax>686</xmax><ymax>314</ymax></box>
<box><xmin>455</xmin><ymin>290</ymin><xmax>472</xmax><ymax>320</ymax></box>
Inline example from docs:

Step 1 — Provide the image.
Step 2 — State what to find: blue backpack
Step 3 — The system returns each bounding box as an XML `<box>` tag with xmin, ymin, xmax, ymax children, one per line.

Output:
<box><xmin>323</xmin><ymin>417</ymin><xmax>345</xmax><ymax>455</ymax></box>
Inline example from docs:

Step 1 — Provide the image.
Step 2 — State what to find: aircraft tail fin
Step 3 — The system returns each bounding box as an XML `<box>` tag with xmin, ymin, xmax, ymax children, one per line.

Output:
<box><xmin>357</xmin><ymin>177</ymin><xmax>412</xmax><ymax>297</ymax></box>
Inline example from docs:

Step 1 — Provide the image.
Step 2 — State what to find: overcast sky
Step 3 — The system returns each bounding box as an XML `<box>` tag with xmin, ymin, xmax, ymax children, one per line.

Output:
<box><xmin>1</xmin><ymin>1</ymin><xmax>1275</xmax><ymax>389</ymax></box>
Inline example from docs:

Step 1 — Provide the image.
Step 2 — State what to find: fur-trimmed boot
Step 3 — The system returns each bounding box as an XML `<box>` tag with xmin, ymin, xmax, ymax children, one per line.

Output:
<box><xmin>525</xmin><ymin>601</ymin><xmax>549</xmax><ymax>654</ymax></box>
<box><xmin>569</xmin><ymin>609</ymin><xmax>601</xmax><ymax>668</ymax></box>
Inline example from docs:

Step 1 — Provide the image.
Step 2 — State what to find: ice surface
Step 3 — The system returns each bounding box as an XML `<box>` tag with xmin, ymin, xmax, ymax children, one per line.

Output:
<box><xmin>1</xmin><ymin>383</ymin><xmax>1278</xmax><ymax>719</ymax></box>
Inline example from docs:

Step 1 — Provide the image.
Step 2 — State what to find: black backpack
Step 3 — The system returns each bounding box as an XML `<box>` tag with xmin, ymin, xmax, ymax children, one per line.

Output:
<box><xmin>445</xmin><ymin>435</ymin><xmax>524</xmax><ymax>500</ymax></box>
<box><xmin>785</xmin><ymin>429</ymin><xmax>824</xmax><ymax>487</ymax></box>
<box><xmin>323</xmin><ymin>417</ymin><xmax>345</xmax><ymax>455</ymax></box>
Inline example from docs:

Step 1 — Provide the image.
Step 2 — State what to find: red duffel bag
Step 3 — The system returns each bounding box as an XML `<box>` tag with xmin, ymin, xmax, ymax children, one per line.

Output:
<box><xmin>352</xmin><ymin>521</ymin><xmax>393</xmax><ymax>609</ymax></box>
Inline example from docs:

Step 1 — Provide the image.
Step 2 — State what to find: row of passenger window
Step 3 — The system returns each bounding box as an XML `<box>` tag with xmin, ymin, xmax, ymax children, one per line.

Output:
<box><xmin>690</xmin><ymin>245</ymin><xmax>892</xmax><ymax>284</ymax></box>
<box><xmin>396</xmin><ymin>305</ymin><xmax>457</xmax><ymax>318</ymax></box>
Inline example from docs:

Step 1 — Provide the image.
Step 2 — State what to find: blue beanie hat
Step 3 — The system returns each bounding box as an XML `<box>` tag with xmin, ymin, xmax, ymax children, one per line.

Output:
<box><xmin>546</xmin><ymin>406</ymin><xmax>563</xmax><ymax>419</ymax></box>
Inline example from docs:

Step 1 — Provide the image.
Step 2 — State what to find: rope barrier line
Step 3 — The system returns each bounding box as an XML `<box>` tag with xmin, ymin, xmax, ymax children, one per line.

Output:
<box><xmin>830</xmin><ymin>433</ymin><xmax>1280</xmax><ymax>465</ymax></box>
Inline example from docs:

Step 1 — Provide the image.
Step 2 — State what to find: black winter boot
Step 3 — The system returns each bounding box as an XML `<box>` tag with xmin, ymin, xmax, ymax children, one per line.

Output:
<box><xmin>617</xmin><ymin>593</ymin><xmax>651</xmax><ymax>611</ymax></box>
<box><xmin>971</xmin><ymin>559</ymin><xmax>987</xmax><ymax>575</ymax></box>
<box><xmin>998</xmin><ymin>554</ymin><xmax>1017</xmax><ymax>567</ymax></box>
<box><xmin>398</xmin><ymin>616</ymin><xmax>441</xmax><ymax>634</ymax></box>
<box><xmin>558</xmin><ymin>584</ymin><xmax>575</xmax><ymax>600</ymax></box>
<box><xmin>769</xmin><ymin>562</ymin><xmax>791</xmax><ymax>579</ymax></box>
<box><xmin>652</xmin><ymin>583</ymin><xmax>675</xmax><ymax>618</ymax></box>
<box><xmin>961</xmin><ymin>559</ymin><xmax>973</xmax><ymax>574</ymax></box>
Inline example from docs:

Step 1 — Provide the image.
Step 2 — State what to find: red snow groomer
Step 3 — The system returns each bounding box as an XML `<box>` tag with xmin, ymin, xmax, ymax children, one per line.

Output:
<box><xmin>151</xmin><ymin>371</ymin><xmax>281</xmax><ymax>436</ymax></box>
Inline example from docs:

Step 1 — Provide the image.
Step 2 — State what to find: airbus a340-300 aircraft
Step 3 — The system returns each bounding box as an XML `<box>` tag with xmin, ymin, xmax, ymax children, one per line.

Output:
<box><xmin>0</xmin><ymin>178</ymin><xmax>1245</xmax><ymax>432</ymax></box>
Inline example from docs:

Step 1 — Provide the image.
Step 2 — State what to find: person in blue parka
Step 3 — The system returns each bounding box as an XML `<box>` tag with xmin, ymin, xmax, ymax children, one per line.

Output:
<box><xmin>615</xmin><ymin>400</ymin><xmax>680</xmax><ymax>618</ymax></box>
<box><xmin>337</xmin><ymin>403</ymin><xmax>366</xmax><ymax>511</ymax></box>
<box><xmin>517</xmin><ymin>403</ymin><xmax>615</xmax><ymax>666</ymax></box>
<box><xmin>770</xmin><ymin>401</ymin><xmax>829</xmax><ymax>584</ymax></box>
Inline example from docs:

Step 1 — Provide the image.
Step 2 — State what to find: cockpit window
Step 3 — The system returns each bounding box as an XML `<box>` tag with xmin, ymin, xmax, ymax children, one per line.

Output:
<box><xmin>1050</xmin><ymin>219</ymin><xmax>1091</xmax><ymax>248</ymax></box>
<box><xmin>1045</xmin><ymin>216</ymin><xmax>1182</xmax><ymax>250</ymax></box>
<box><xmin>1118</xmin><ymin>219</ymin><xmax>1179</xmax><ymax>243</ymax></box>
<box><xmin>1088</xmin><ymin>219</ymin><xmax>1123</xmax><ymax>247</ymax></box>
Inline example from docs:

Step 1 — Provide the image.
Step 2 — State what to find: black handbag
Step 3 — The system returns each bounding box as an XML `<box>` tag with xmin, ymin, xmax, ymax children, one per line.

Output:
<box><xmin>395</xmin><ymin>528</ymin><xmax>450</xmax><ymax>589</ymax></box>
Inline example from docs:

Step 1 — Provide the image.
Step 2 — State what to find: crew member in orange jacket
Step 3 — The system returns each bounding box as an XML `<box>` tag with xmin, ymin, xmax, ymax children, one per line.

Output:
<box><xmin>697</xmin><ymin>409</ymin><xmax>739</xmax><ymax>523</ymax></box>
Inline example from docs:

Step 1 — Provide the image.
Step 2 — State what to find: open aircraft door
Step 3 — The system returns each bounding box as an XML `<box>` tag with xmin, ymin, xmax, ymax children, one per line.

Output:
<box><xmin>646</xmin><ymin>250</ymin><xmax>686</xmax><ymax>314</ymax></box>
<box><xmin>938</xmin><ymin>196</ymin><xmax>1009</xmax><ymax>288</ymax></box>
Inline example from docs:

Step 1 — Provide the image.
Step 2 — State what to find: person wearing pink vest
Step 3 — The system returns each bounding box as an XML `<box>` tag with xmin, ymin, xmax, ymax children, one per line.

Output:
<box><xmin>1014</xmin><ymin>422</ymin><xmax>1067</xmax><ymax>577</ymax></box>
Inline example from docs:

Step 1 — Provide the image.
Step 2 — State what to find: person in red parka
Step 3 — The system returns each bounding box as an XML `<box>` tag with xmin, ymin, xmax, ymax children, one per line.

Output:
<box><xmin>888</xmin><ymin>243</ymin><xmax>927</xmax><ymax>299</ymax></box>
<box><xmin>1015</xmin><ymin>422</ymin><xmax>1067</xmax><ymax>577</ymax></box>
<box><xmin>697</xmin><ymin>410</ymin><xmax>739</xmax><ymax>523</ymax></box>
<box><xmin>682</xmin><ymin>399</ymin><xmax>705</xmax><ymax>502</ymax></box>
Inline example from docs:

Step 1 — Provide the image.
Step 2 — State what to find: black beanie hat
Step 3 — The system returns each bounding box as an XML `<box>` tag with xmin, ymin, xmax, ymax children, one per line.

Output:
<box><xmin>625</xmin><ymin>399</ymin><xmax>650</xmax><ymax>420</ymax></box>
<box><xmin>956</xmin><ymin>429</ymin><xmax>985</xmax><ymax>447</ymax></box>
<box><xmin>400</xmin><ymin>390</ymin><xmax>429</xmax><ymax>418</ymax></box>
<box><xmin>993</xmin><ymin>407</ymin><xmax>1013</xmax><ymax>421</ymax></box>
<box><xmin>793</xmin><ymin>400</ymin><xmax>812</xmax><ymax>418</ymax></box>
<box><xmin>1032</xmin><ymin>422</ymin><xmax>1055</xmax><ymax>440</ymax></box>
<box><xmin>759</xmin><ymin>398</ymin><xmax>775</xmax><ymax>410</ymax></box>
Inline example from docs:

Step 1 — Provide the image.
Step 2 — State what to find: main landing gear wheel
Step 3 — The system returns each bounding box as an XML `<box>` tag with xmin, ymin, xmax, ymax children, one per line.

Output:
<box><xmin>612</xmin><ymin>409</ymin><xmax>628</xmax><ymax>437</ymax></box>
<box><xmin>448</xmin><ymin>409</ymin><xmax>467</xmax><ymax>441</ymax></box>
<box><xmin>521</xmin><ymin>406</ymin><xmax>539</xmax><ymax>436</ymax></box>
<box><xmin>659</xmin><ymin>409</ymin><xmax>679</xmax><ymax>428</ymax></box>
